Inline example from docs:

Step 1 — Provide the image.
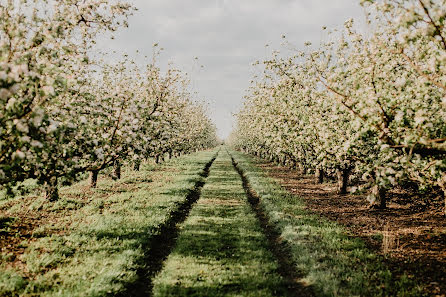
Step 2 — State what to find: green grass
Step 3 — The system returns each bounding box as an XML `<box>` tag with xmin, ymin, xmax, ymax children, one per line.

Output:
<box><xmin>229</xmin><ymin>149</ymin><xmax>423</xmax><ymax>297</ymax></box>
<box><xmin>0</xmin><ymin>179</ymin><xmax>40</xmax><ymax>204</ymax></box>
<box><xmin>1</xmin><ymin>148</ymin><xmax>423</xmax><ymax>297</ymax></box>
<box><xmin>0</xmin><ymin>150</ymin><xmax>218</xmax><ymax>297</ymax></box>
<box><xmin>152</xmin><ymin>150</ymin><xmax>286</xmax><ymax>297</ymax></box>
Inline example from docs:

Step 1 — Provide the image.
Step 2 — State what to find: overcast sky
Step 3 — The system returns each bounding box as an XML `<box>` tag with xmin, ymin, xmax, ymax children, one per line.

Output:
<box><xmin>97</xmin><ymin>0</ymin><xmax>365</xmax><ymax>139</ymax></box>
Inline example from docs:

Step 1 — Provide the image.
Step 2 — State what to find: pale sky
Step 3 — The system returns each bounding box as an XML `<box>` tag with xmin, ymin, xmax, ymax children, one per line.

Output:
<box><xmin>96</xmin><ymin>0</ymin><xmax>365</xmax><ymax>139</ymax></box>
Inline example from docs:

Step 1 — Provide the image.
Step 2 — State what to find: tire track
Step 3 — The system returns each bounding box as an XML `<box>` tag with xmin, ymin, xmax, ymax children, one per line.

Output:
<box><xmin>116</xmin><ymin>151</ymin><xmax>218</xmax><ymax>297</ymax></box>
<box><xmin>228</xmin><ymin>150</ymin><xmax>314</xmax><ymax>297</ymax></box>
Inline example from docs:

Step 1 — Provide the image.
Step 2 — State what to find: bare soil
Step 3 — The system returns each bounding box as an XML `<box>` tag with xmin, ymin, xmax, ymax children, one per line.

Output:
<box><xmin>256</xmin><ymin>160</ymin><xmax>446</xmax><ymax>297</ymax></box>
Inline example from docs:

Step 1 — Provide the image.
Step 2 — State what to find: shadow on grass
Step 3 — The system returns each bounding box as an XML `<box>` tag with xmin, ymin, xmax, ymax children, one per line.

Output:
<box><xmin>123</xmin><ymin>177</ymin><xmax>153</xmax><ymax>184</ymax></box>
<box><xmin>154</xmin><ymin>277</ymin><xmax>288</xmax><ymax>297</ymax></box>
<box><xmin>152</xmin><ymin>152</ymin><xmax>297</xmax><ymax>297</ymax></box>
<box><xmin>0</xmin><ymin>216</ymin><xmax>16</xmax><ymax>228</ymax></box>
<box><xmin>152</xmin><ymin>201</ymin><xmax>291</xmax><ymax>297</ymax></box>
<box><xmin>114</xmin><ymin>153</ymin><xmax>218</xmax><ymax>297</ymax></box>
<box><xmin>229</xmin><ymin>151</ymin><xmax>315</xmax><ymax>297</ymax></box>
<box><xmin>0</xmin><ymin>216</ymin><xmax>16</xmax><ymax>235</ymax></box>
<box><xmin>229</xmin><ymin>150</ymin><xmax>424</xmax><ymax>297</ymax></box>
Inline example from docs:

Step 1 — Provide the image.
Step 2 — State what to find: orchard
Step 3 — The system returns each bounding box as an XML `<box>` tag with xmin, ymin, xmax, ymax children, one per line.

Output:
<box><xmin>230</xmin><ymin>0</ymin><xmax>446</xmax><ymax>212</ymax></box>
<box><xmin>1</xmin><ymin>1</ymin><xmax>445</xmax><ymax>296</ymax></box>
<box><xmin>0</xmin><ymin>0</ymin><xmax>218</xmax><ymax>200</ymax></box>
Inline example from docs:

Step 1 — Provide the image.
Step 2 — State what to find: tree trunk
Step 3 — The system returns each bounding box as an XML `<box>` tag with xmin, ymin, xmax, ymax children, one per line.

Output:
<box><xmin>315</xmin><ymin>168</ymin><xmax>324</xmax><ymax>184</ymax></box>
<box><xmin>155</xmin><ymin>155</ymin><xmax>160</xmax><ymax>164</ymax></box>
<box><xmin>299</xmin><ymin>164</ymin><xmax>306</xmax><ymax>174</ymax></box>
<box><xmin>89</xmin><ymin>170</ymin><xmax>99</xmax><ymax>188</ymax></box>
<box><xmin>337</xmin><ymin>168</ymin><xmax>350</xmax><ymax>194</ymax></box>
<box><xmin>378</xmin><ymin>187</ymin><xmax>387</xmax><ymax>209</ymax></box>
<box><xmin>5</xmin><ymin>186</ymin><xmax>14</xmax><ymax>197</ymax></box>
<box><xmin>112</xmin><ymin>161</ymin><xmax>121</xmax><ymax>180</ymax></box>
<box><xmin>371</xmin><ymin>185</ymin><xmax>387</xmax><ymax>209</ymax></box>
<box><xmin>133</xmin><ymin>160</ymin><xmax>141</xmax><ymax>171</ymax></box>
<box><xmin>44</xmin><ymin>176</ymin><xmax>59</xmax><ymax>201</ymax></box>
<box><xmin>291</xmin><ymin>161</ymin><xmax>297</xmax><ymax>170</ymax></box>
<box><xmin>440</xmin><ymin>175</ymin><xmax>446</xmax><ymax>217</ymax></box>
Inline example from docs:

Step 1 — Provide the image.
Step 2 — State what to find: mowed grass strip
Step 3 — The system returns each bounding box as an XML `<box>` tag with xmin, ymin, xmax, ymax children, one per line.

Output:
<box><xmin>0</xmin><ymin>150</ymin><xmax>217</xmax><ymax>297</ymax></box>
<box><xmin>229</xmin><ymin>149</ymin><xmax>422</xmax><ymax>297</ymax></box>
<box><xmin>152</xmin><ymin>150</ymin><xmax>287</xmax><ymax>297</ymax></box>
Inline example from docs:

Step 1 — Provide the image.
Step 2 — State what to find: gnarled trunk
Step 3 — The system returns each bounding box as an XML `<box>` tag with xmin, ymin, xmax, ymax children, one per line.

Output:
<box><xmin>5</xmin><ymin>186</ymin><xmax>14</xmax><ymax>197</ymax></box>
<box><xmin>133</xmin><ymin>160</ymin><xmax>141</xmax><ymax>171</ymax></box>
<box><xmin>336</xmin><ymin>168</ymin><xmax>351</xmax><ymax>194</ymax></box>
<box><xmin>112</xmin><ymin>161</ymin><xmax>121</xmax><ymax>180</ymax></box>
<box><xmin>377</xmin><ymin>187</ymin><xmax>387</xmax><ymax>209</ymax></box>
<box><xmin>371</xmin><ymin>185</ymin><xmax>387</xmax><ymax>209</ymax></box>
<box><xmin>89</xmin><ymin>170</ymin><xmax>99</xmax><ymax>188</ymax></box>
<box><xmin>44</xmin><ymin>176</ymin><xmax>59</xmax><ymax>201</ymax></box>
<box><xmin>291</xmin><ymin>161</ymin><xmax>297</xmax><ymax>170</ymax></box>
<box><xmin>315</xmin><ymin>167</ymin><xmax>324</xmax><ymax>184</ymax></box>
<box><xmin>299</xmin><ymin>164</ymin><xmax>307</xmax><ymax>175</ymax></box>
<box><xmin>438</xmin><ymin>175</ymin><xmax>446</xmax><ymax>217</ymax></box>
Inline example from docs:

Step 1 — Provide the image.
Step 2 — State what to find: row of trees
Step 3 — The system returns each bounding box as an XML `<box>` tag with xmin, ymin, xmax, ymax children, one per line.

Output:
<box><xmin>1</xmin><ymin>0</ymin><xmax>218</xmax><ymax>200</ymax></box>
<box><xmin>230</xmin><ymin>0</ymin><xmax>445</xmax><ymax>212</ymax></box>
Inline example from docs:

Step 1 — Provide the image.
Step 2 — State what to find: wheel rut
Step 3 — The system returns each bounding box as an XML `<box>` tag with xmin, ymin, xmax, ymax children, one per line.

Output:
<box><xmin>116</xmin><ymin>151</ymin><xmax>218</xmax><ymax>297</ymax></box>
<box><xmin>228</xmin><ymin>150</ymin><xmax>314</xmax><ymax>297</ymax></box>
<box><xmin>150</xmin><ymin>149</ymin><xmax>290</xmax><ymax>296</ymax></box>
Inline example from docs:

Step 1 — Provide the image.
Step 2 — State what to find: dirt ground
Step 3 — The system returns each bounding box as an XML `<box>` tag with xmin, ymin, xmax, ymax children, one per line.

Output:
<box><xmin>257</xmin><ymin>161</ymin><xmax>446</xmax><ymax>297</ymax></box>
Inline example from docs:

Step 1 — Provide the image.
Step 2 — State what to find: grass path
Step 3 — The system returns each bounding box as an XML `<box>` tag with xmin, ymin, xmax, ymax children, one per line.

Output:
<box><xmin>119</xmin><ymin>151</ymin><xmax>218</xmax><ymax>296</ymax></box>
<box><xmin>230</xmin><ymin>149</ymin><xmax>422</xmax><ymax>297</ymax></box>
<box><xmin>1</xmin><ymin>147</ymin><xmax>422</xmax><ymax>296</ymax></box>
<box><xmin>0</xmin><ymin>150</ymin><xmax>218</xmax><ymax>297</ymax></box>
<box><xmin>151</xmin><ymin>150</ymin><xmax>291</xmax><ymax>297</ymax></box>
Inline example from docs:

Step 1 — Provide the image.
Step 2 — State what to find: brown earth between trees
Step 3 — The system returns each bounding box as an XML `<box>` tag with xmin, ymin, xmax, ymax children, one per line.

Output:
<box><xmin>256</xmin><ymin>160</ymin><xmax>446</xmax><ymax>297</ymax></box>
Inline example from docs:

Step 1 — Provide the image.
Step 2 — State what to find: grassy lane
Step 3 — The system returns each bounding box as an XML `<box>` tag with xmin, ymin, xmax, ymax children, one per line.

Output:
<box><xmin>0</xmin><ymin>150</ymin><xmax>217</xmax><ymax>297</ymax></box>
<box><xmin>230</xmin><ymin>149</ymin><xmax>422</xmax><ymax>297</ymax></box>
<box><xmin>152</xmin><ymin>150</ymin><xmax>287</xmax><ymax>297</ymax></box>
<box><xmin>119</xmin><ymin>150</ymin><xmax>218</xmax><ymax>297</ymax></box>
